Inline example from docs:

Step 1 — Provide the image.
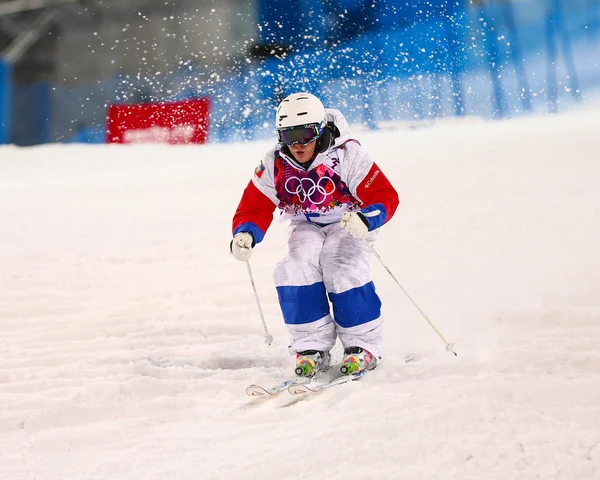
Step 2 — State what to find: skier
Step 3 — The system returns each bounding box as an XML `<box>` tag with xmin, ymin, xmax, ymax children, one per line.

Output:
<box><xmin>231</xmin><ymin>92</ymin><xmax>399</xmax><ymax>377</ymax></box>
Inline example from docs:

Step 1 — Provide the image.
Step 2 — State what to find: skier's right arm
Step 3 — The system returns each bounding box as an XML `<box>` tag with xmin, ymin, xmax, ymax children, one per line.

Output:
<box><xmin>231</xmin><ymin>155</ymin><xmax>278</xmax><ymax>261</ymax></box>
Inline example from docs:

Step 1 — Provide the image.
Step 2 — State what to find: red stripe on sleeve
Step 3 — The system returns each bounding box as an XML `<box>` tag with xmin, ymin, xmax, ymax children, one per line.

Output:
<box><xmin>356</xmin><ymin>162</ymin><xmax>399</xmax><ymax>223</ymax></box>
<box><xmin>232</xmin><ymin>180</ymin><xmax>277</xmax><ymax>235</ymax></box>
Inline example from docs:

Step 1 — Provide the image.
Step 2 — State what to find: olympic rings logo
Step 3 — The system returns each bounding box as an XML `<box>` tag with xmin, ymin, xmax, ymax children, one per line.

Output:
<box><xmin>284</xmin><ymin>176</ymin><xmax>336</xmax><ymax>205</ymax></box>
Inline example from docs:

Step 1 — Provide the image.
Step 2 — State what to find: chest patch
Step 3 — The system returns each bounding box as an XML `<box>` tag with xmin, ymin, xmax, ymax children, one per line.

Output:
<box><xmin>273</xmin><ymin>156</ymin><xmax>360</xmax><ymax>215</ymax></box>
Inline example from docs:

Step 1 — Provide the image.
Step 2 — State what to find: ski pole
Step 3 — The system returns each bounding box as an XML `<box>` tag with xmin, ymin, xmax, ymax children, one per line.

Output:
<box><xmin>364</xmin><ymin>239</ymin><xmax>457</xmax><ymax>356</ymax></box>
<box><xmin>245</xmin><ymin>260</ymin><xmax>274</xmax><ymax>345</ymax></box>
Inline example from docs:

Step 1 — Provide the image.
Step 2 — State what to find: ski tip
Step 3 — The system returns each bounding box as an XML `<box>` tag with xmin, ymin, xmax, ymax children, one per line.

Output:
<box><xmin>246</xmin><ymin>386</ymin><xmax>269</xmax><ymax>397</ymax></box>
<box><xmin>288</xmin><ymin>385</ymin><xmax>311</xmax><ymax>395</ymax></box>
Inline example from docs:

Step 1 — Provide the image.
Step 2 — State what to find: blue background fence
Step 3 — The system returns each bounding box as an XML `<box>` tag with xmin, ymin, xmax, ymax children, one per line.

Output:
<box><xmin>0</xmin><ymin>0</ymin><xmax>599</xmax><ymax>145</ymax></box>
<box><xmin>0</xmin><ymin>60</ymin><xmax>11</xmax><ymax>145</ymax></box>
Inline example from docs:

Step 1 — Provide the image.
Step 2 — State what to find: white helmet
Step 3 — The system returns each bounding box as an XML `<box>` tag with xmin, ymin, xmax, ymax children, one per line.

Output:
<box><xmin>276</xmin><ymin>92</ymin><xmax>326</xmax><ymax>130</ymax></box>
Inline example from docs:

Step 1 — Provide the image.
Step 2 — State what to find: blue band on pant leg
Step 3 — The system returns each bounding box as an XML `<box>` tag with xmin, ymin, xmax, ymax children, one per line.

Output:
<box><xmin>276</xmin><ymin>282</ymin><xmax>331</xmax><ymax>325</ymax></box>
<box><xmin>328</xmin><ymin>281</ymin><xmax>382</xmax><ymax>328</ymax></box>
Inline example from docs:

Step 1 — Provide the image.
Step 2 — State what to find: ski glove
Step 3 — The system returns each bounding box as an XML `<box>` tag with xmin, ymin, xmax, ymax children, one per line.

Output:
<box><xmin>230</xmin><ymin>232</ymin><xmax>254</xmax><ymax>261</ymax></box>
<box><xmin>340</xmin><ymin>211</ymin><xmax>369</xmax><ymax>240</ymax></box>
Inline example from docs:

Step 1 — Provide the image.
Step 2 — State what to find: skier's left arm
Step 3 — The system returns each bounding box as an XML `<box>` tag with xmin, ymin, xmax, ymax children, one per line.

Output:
<box><xmin>342</xmin><ymin>142</ymin><xmax>399</xmax><ymax>233</ymax></box>
<box><xmin>354</xmin><ymin>161</ymin><xmax>399</xmax><ymax>231</ymax></box>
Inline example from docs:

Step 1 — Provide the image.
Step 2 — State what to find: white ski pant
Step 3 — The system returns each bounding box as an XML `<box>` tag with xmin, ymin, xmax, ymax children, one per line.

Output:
<box><xmin>273</xmin><ymin>221</ymin><xmax>383</xmax><ymax>359</ymax></box>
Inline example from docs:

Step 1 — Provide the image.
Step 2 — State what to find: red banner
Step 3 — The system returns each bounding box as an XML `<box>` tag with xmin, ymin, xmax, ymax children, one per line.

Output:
<box><xmin>106</xmin><ymin>98</ymin><xmax>210</xmax><ymax>144</ymax></box>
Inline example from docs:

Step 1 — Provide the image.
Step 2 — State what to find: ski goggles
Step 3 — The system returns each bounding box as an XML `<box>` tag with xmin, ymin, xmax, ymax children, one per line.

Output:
<box><xmin>278</xmin><ymin>123</ymin><xmax>324</xmax><ymax>147</ymax></box>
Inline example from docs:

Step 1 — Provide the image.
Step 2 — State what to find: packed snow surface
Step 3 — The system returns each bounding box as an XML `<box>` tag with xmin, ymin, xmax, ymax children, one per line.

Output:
<box><xmin>1</xmin><ymin>107</ymin><xmax>599</xmax><ymax>479</ymax></box>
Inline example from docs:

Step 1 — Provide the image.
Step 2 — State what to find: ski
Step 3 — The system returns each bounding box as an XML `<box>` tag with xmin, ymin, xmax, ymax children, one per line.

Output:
<box><xmin>246</xmin><ymin>353</ymin><xmax>417</xmax><ymax>397</ymax></box>
<box><xmin>287</xmin><ymin>353</ymin><xmax>417</xmax><ymax>395</ymax></box>
<box><xmin>288</xmin><ymin>368</ymin><xmax>368</xmax><ymax>395</ymax></box>
<box><xmin>246</xmin><ymin>377</ymin><xmax>310</xmax><ymax>397</ymax></box>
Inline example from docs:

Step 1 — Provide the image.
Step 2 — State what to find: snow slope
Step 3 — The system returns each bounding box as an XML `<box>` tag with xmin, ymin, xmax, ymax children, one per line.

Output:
<box><xmin>1</xmin><ymin>106</ymin><xmax>599</xmax><ymax>479</ymax></box>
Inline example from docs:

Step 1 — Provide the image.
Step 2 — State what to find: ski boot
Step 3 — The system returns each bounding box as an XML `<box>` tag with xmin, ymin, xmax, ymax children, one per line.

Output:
<box><xmin>340</xmin><ymin>347</ymin><xmax>377</xmax><ymax>375</ymax></box>
<box><xmin>295</xmin><ymin>350</ymin><xmax>331</xmax><ymax>377</ymax></box>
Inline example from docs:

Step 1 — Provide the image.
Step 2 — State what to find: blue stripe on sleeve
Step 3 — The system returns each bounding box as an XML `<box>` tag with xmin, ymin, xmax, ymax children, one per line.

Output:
<box><xmin>360</xmin><ymin>203</ymin><xmax>388</xmax><ymax>231</ymax></box>
<box><xmin>328</xmin><ymin>281</ymin><xmax>381</xmax><ymax>328</ymax></box>
<box><xmin>276</xmin><ymin>282</ymin><xmax>331</xmax><ymax>325</ymax></box>
<box><xmin>233</xmin><ymin>222</ymin><xmax>265</xmax><ymax>245</ymax></box>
